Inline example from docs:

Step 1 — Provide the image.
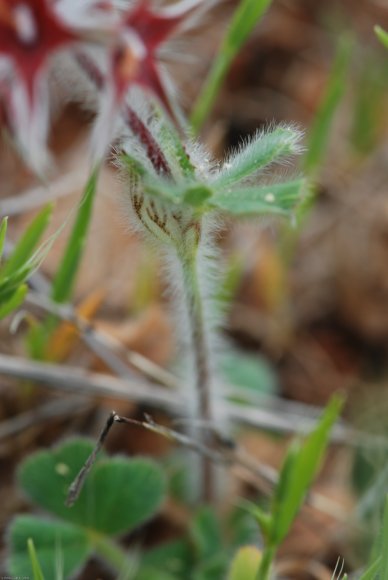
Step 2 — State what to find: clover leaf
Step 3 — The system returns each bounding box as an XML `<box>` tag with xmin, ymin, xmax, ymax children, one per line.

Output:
<box><xmin>8</xmin><ymin>437</ymin><xmax>166</xmax><ymax>578</ymax></box>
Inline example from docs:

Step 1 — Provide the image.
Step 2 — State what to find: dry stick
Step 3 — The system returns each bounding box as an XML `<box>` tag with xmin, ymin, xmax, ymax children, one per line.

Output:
<box><xmin>27</xmin><ymin>286</ymin><xmax>357</xmax><ymax>433</ymax></box>
<box><xmin>0</xmin><ymin>168</ymin><xmax>86</xmax><ymax>216</ymax></box>
<box><xmin>24</xmin><ymin>289</ymin><xmax>364</xmax><ymax>439</ymax></box>
<box><xmin>66</xmin><ymin>411</ymin><xmax>116</xmax><ymax>506</ymax></box>
<box><xmin>23</xmin><ymin>290</ymin><xmax>365</xmax><ymax>439</ymax></box>
<box><xmin>25</xmin><ymin>291</ymin><xmax>178</xmax><ymax>389</ymax></box>
<box><xmin>65</xmin><ymin>411</ymin><xmax>348</xmax><ymax>521</ymax></box>
<box><xmin>0</xmin><ymin>353</ymin><xmax>181</xmax><ymax>413</ymax></box>
<box><xmin>1</xmin><ymin>352</ymin><xmax>388</xmax><ymax>451</ymax></box>
<box><xmin>63</xmin><ymin>411</ymin><xmax>276</xmax><ymax>507</ymax></box>
<box><xmin>0</xmin><ymin>397</ymin><xmax>91</xmax><ymax>441</ymax></box>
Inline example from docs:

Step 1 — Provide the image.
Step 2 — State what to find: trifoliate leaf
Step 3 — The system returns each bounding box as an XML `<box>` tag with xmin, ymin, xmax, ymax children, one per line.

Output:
<box><xmin>18</xmin><ymin>437</ymin><xmax>166</xmax><ymax>536</ymax></box>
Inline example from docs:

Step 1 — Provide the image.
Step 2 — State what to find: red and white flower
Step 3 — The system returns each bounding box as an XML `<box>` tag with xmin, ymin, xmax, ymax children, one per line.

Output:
<box><xmin>0</xmin><ymin>0</ymin><xmax>86</xmax><ymax>170</ymax></box>
<box><xmin>0</xmin><ymin>0</ymin><xmax>204</xmax><ymax>171</ymax></box>
<box><xmin>89</xmin><ymin>0</ymin><xmax>203</xmax><ymax>161</ymax></box>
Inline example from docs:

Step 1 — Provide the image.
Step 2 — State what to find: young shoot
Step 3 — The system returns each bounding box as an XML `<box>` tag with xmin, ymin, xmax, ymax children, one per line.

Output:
<box><xmin>119</xmin><ymin>104</ymin><xmax>305</xmax><ymax>501</ymax></box>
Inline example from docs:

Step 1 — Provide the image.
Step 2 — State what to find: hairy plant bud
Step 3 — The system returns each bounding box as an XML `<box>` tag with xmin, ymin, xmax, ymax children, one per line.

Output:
<box><xmin>130</xmin><ymin>189</ymin><xmax>201</xmax><ymax>256</ymax></box>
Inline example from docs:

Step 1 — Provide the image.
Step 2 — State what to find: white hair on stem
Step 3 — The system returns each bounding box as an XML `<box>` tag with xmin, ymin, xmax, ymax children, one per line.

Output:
<box><xmin>151</xmin><ymin>209</ymin><xmax>228</xmax><ymax>501</ymax></box>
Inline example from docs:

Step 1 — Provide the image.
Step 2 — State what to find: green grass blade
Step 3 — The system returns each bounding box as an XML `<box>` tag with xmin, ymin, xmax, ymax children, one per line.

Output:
<box><xmin>375</xmin><ymin>25</ymin><xmax>388</xmax><ymax>49</ymax></box>
<box><xmin>352</xmin><ymin>57</ymin><xmax>388</xmax><ymax>156</ymax></box>
<box><xmin>381</xmin><ymin>496</ymin><xmax>388</xmax><ymax>579</ymax></box>
<box><xmin>359</xmin><ymin>558</ymin><xmax>381</xmax><ymax>580</ymax></box>
<box><xmin>190</xmin><ymin>0</ymin><xmax>272</xmax><ymax>134</ymax></box>
<box><xmin>272</xmin><ymin>395</ymin><xmax>344</xmax><ymax>544</ymax></box>
<box><xmin>209</xmin><ymin>179</ymin><xmax>306</xmax><ymax>217</ymax></box>
<box><xmin>267</xmin><ymin>440</ymin><xmax>300</xmax><ymax>558</ymax></box>
<box><xmin>1</xmin><ymin>205</ymin><xmax>52</xmax><ymax>279</ymax></box>
<box><xmin>0</xmin><ymin>264</ymin><xmax>33</xmax><ymax>300</ymax></box>
<box><xmin>27</xmin><ymin>538</ymin><xmax>45</xmax><ymax>580</ymax></box>
<box><xmin>0</xmin><ymin>284</ymin><xmax>27</xmax><ymax>319</ymax></box>
<box><xmin>0</xmin><ymin>216</ymin><xmax>8</xmax><ymax>261</ymax></box>
<box><xmin>303</xmin><ymin>35</ymin><xmax>352</xmax><ymax>174</ymax></box>
<box><xmin>51</xmin><ymin>168</ymin><xmax>99</xmax><ymax>303</ymax></box>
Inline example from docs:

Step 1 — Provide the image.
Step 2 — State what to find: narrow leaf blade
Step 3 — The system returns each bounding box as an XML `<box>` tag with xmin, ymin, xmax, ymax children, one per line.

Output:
<box><xmin>359</xmin><ymin>558</ymin><xmax>381</xmax><ymax>580</ymax></box>
<box><xmin>269</xmin><ymin>440</ymin><xmax>301</xmax><ymax>543</ymax></box>
<box><xmin>381</xmin><ymin>495</ymin><xmax>388</xmax><ymax>579</ymax></box>
<box><xmin>27</xmin><ymin>538</ymin><xmax>45</xmax><ymax>580</ymax></box>
<box><xmin>0</xmin><ymin>216</ymin><xmax>8</xmax><ymax>260</ymax></box>
<box><xmin>51</xmin><ymin>168</ymin><xmax>99</xmax><ymax>303</ymax></box>
<box><xmin>272</xmin><ymin>395</ymin><xmax>344</xmax><ymax>543</ymax></box>
<box><xmin>375</xmin><ymin>25</ymin><xmax>388</xmax><ymax>50</ymax></box>
<box><xmin>210</xmin><ymin>179</ymin><xmax>306</xmax><ymax>217</ymax></box>
<box><xmin>191</xmin><ymin>0</ymin><xmax>273</xmax><ymax>132</ymax></box>
<box><xmin>1</xmin><ymin>205</ymin><xmax>52</xmax><ymax>278</ymax></box>
<box><xmin>0</xmin><ymin>283</ymin><xmax>27</xmax><ymax>319</ymax></box>
<box><xmin>212</xmin><ymin>126</ymin><xmax>303</xmax><ymax>190</ymax></box>
<box><xmin>0</xmin><ymin>262</ymin><xmax>34</xmax><ymax>300</ymax></box>
<box><xmin>304</xmin><ymin>36</ymin><xmax>352</xmax><ymax>174</ymax></box>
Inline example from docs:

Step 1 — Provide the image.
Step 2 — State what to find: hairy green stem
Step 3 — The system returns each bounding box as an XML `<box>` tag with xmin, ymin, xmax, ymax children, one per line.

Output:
<box><xmin>180</xmin><ymin>248</ymin><xmax>214</xmax><ymax>503</ymax></box>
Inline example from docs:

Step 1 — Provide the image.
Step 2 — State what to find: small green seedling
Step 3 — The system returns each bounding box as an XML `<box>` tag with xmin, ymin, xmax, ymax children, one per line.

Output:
<box><xmin>238</xmin><ymin>395</ymin><xmax>344</xmax><ymax>579</ymax></box>
<box><xmin>8</xmin><ymin>438</ymin><xmax>166</xmax><ymax>579</ymax></box>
